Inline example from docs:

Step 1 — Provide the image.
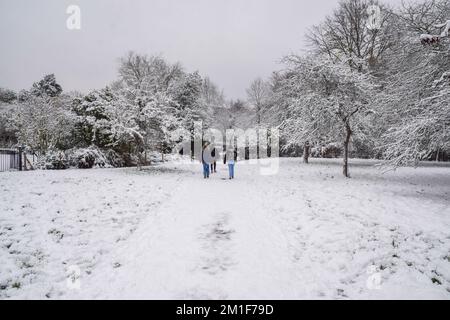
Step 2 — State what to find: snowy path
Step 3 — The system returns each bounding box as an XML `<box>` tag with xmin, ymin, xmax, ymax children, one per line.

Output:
<box><xmin>1</xmin><ymin>159</ymin><xmax>450</xmax><ymax>299</ymax></box>
<box><xmin>74</xmin><ymin>163</ymin><xmax>307</xmax><ymax>299</ymax></box>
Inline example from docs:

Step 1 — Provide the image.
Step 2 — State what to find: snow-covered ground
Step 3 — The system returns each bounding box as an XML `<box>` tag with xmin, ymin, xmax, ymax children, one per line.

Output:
<box><xmin>1</xmin><ymin>158</ymin><xmax>449</xmax><ymax>300</ymax></box>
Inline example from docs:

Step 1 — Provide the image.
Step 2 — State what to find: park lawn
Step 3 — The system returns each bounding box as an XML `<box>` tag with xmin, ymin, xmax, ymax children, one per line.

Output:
<box><xmin>0</xmin><ymin>158</ymin><xmax>449</xmax><ymax>299</ymax></box>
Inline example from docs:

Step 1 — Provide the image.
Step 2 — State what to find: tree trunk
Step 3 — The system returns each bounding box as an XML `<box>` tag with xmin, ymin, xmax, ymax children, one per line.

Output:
<box><xmin>343</xmin><ymin>125</ymin><xmax>352</xmax><ymax>178</ymax></box>
<box><xmin>136</xmin><ymin>150</ymin><xmax>141</xmax><ymax>171</ymax></box>
<box><xmin>256</xmin><ymin>104</ymin><xmax>261</xmax><ymax>160</ymax></box>
<box><xmin>303</xmin><ymin>141</ymin><xmax>310</xmax><ymax>164</ymax></box>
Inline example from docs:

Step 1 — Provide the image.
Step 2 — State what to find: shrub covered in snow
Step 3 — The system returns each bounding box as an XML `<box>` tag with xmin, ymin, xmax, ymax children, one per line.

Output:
<box><xmin>67</xmin><ymin>146</ymin><xmax>127</xmax><ymax>169</ymax></box>
<box><xmin>36</xmin><ymin>147</ymin><xmax>125</xmax><ymax>170</ymax></box>
<box><xmin>311</xmin><ymin>143</ymin><xmax>342</xmax><ymax>158</ymax></box>
<box><xmin>36</xmin><ymin>151</ymin><xmax>69</xmax><ymax>170</ymax></box>
<box><xmin>103</xmin><ymin>149</ymin><xmax>125</xmax><ymax>168</ymax></box>
<box><xmin>68</xmin><ymin>147</ymin><xmax>107</xmax><ymax>169</ymax></box>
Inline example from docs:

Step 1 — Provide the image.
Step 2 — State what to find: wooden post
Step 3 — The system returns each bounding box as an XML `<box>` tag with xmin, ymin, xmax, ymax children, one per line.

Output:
<box><xmin>343</xmin><ymin>125</ymin><xmax>352</xmax><ymax>178</ymax></box>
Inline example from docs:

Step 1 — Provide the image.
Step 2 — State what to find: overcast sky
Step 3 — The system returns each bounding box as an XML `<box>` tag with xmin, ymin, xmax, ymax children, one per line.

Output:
<box><xmin>0</xmin><ymin>0</ymin><xmax>401</xmax><ymax>99</ymax></box>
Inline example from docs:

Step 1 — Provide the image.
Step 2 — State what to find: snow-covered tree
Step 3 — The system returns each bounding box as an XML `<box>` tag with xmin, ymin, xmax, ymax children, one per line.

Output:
<box><xmin>14</xmin><ymin>93</ymin><xmax>75</xmax><ymax>154</ymax></box>
<box><xmin>0</xmin><ymin>88</ymin><xmax>17</xmax><ymax>103</ymax></box>
<box><xmin>73</xmin><ymin>87</ymin><xmax>155</xmax><ymax>166</ymax></box>
<box><xmin>116</xmin><ymin>52</ymin><xmax>186</xmax><ymax>161</ymax></box>
<box><xmin>400</xmin><ymin>0</ymin><xmax>450</xmax><ymax>34</ymax></box>
<box><xmin>31</xmin><ymin>74</ymin><xmax>63</xmax><ymax>97</ymax></box>
<box><xmin>0</xmin><ymin>104</ymin><xmax>17</xmax><ymax>147</ymax></box>
<box><xmin>72</xmin><ymin>88</ymin><xmax>116</xmax><ymax>149</ymax></box>
<box><xmin>171</xmin><ymin>71</ymin><xmax>204</xmax><ymax>124</ymax></box>
<box><xmin>376</xmin><ymin>3</ymin><xmax>450</xmax><ymax>166</ymax></box>
<box><xmin>279</xmin><ymin>55</ymin><xmax>376</xmax><ymax>177</ymax></box>
<box><xmin>9</xmin><ymin>75</ymin><xmax>75</xmax><ymax>154</ymax></box>
<box><xmin>259</xmin><ymin>0</ymin><xmax>449</xmax><ymax>169</ymax></box>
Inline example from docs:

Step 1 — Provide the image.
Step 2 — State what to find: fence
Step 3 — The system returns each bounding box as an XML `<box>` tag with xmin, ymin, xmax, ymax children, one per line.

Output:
<box><xmin>0</xmin><ymin>148</ymin><xmax>36</xmax><ymax>172</ymax></box>
<box><xmin>0</xmin><ymin>148</ymin><xmax>21</xmax><ymax>172</ymax></box>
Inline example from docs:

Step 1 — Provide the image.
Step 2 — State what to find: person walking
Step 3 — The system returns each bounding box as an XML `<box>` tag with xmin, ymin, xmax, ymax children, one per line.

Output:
<box><xmin>201</xmin><ymin>143</ymin><xmax>211</xmax><ymax>179</ymax></box>
<box><xmin>223</xmin><ymin>148</ymin><xmax>237</xmax><ymax>179</ymax></box>
<box><xmin>210</xmin><ymin>146</ymin><xmax>217</xmax><ymax>173</ymax></box>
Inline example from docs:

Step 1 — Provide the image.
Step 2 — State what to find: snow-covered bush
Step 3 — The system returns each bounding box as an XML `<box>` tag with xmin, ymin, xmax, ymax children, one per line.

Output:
<box><xmin>0</xmin><ymin>88</ymin><xmax>17</xmax><ymax>103</ymax></box>
<box><xmin>0</xmin><ymin>103</ymin><xmax>17</xmax><ymax>147</ymax></box>
<box><xmin>67</xmin><ymin>147</ymin><xmax>109</xmax><ymax>169</ymax></box>
<box><xmin>103</xmin><ymin>149</ymin><xmax>125</xmax><ymax>168</ymax></box>
<box><xmin>309</xmin><ymin>143</ymin><xmax>339</xmax><ymax>158</ymax></box>
<box><xmin>311</xmin><ymin>143</ymin><xmax>342</xmax><ymax>159</ymax></box>
<box><xmin>36</xmin><ymin>151</ymin><xmax>69</xmax><ymax>170</ymax></box>
<box><xmin>35</xmin><ymin>147</ymin><xmax>124</xmax><ymax>170</ymax></box>
<box><xmin>66</xmin><ymin>146</ymin><xmax>127</xmax><ymax>169</ymax></box>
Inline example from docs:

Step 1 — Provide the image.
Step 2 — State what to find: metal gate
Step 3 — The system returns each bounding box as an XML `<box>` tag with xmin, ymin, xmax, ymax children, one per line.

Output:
<box><xmin>0</xmin><ymin>148</ymin><xmax>21</xmax><ymax>172</ymax></box>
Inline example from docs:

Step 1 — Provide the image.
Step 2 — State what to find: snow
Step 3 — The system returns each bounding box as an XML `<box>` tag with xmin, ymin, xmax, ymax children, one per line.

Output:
<box><xmin>1</xmin><ymin>158</ymin><xmax>449</xmax><ymax>299</ymax></box>
<box><xmin>436</xmin><ymin>20</ymin><xmax>450</xmax><ymax>37</ymax></box>
<box><xmin>420</xmin><ymin>34</ymin><xmax>436</xmax><ymax>40</ymax></box>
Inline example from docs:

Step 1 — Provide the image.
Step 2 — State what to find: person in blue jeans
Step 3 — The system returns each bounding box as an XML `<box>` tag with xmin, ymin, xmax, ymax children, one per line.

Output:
<box><xmin>203</xmin><ymin>162</ymin><xmax>210</xmax><ymax>179</ymax></box>
<box><xmin>201</xmin><ymin>143</ymin><xmax>211</xmax><ymax>179</ymax></box>
<box><xmin>223</xmin><ymin>148</ymin><xmax>237</xmax><ymax>179</ymax></box>
<box><xmin>228</xmin><ymin>161</ymin><xmax>234</xmax><ymax>179</ymax></box>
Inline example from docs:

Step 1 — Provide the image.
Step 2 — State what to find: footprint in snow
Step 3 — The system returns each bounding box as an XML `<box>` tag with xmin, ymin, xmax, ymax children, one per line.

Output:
<box><xmin>197</xmin><ymin>213</ymin><xmax>236</xmax><ymax>275</ymax></box>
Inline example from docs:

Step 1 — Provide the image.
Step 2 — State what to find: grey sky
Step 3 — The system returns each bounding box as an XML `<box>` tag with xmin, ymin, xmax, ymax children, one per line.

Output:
<box><xmin>0</xmin><ymin>0</ymin><xmax>401</xmax><ymax>99</ymax></box>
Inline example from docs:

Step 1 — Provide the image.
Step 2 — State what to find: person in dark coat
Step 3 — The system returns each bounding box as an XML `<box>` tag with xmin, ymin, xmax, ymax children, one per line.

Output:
<box><xmin>210</xmin><ymin>147</ymin><xmax>217</xmax><ymax>173</ymax></box>
<box><xmin>201</xmin><ymin>143</ymin><xmax>211</xmax><ymax>179</ymax></box>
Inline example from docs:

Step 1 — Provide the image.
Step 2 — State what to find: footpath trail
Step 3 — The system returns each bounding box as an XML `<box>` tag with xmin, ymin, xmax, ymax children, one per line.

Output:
<box><xmin>73</xmin><ymin>161</ymin><xmax>306</xmax><ymax>299</ymax></box>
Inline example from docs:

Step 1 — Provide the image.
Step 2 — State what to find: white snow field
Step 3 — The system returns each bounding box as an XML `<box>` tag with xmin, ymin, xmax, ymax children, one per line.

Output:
<box><xmin>1</xmin><ymin>158</ymin><xmax>449</xmax><ymax>300</ymax></box>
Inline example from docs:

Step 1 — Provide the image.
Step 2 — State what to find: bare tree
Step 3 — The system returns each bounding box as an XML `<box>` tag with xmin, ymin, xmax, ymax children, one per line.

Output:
<box><xmin>246</xmin><ymin>78</ymin><xmax>269</xmax><ymax>158</ymax></box>
<box><xmin>400</xmin><ymin>0</ymin><xmax>450</xmax><ymax>34</ymax></box>
<box><xmin>307</xmin><ymin>0</ymin><xmax>396</xmax><ymax>69</ymax></box>
<box><xmin>118</xmin><ymin>51</ymin><xmax>184</xmax><ymax>93</ymax></box>
<box><xmin>247</xmin><ymin>78</ymin><xmax>269</xmax><ymax>126</ymax></box>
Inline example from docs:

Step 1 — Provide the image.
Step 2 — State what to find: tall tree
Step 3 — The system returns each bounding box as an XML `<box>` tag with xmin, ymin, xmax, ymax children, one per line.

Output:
<box><xmin>280</xmin><ymin>55</ymin><xmax>375</xmax><ymax>177</ymax></box>
<box><xmin>31</xmin><ymin>74</ymin><xmax>62</xmax><ymax>97</ymax></box>
<box><xmin>376</xmin><ymin>1</ymin><xmax>450</xmax><ymax>166</ymax></box>
<box><xmin>247</xmin><ymin>78</ymin><xmax>269</xmax><ymax>158</ymax></box>
<box><xmin>307</xmin><ymin>0</ymin><xmax>396</xmax><ymax>69</ymax></box>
